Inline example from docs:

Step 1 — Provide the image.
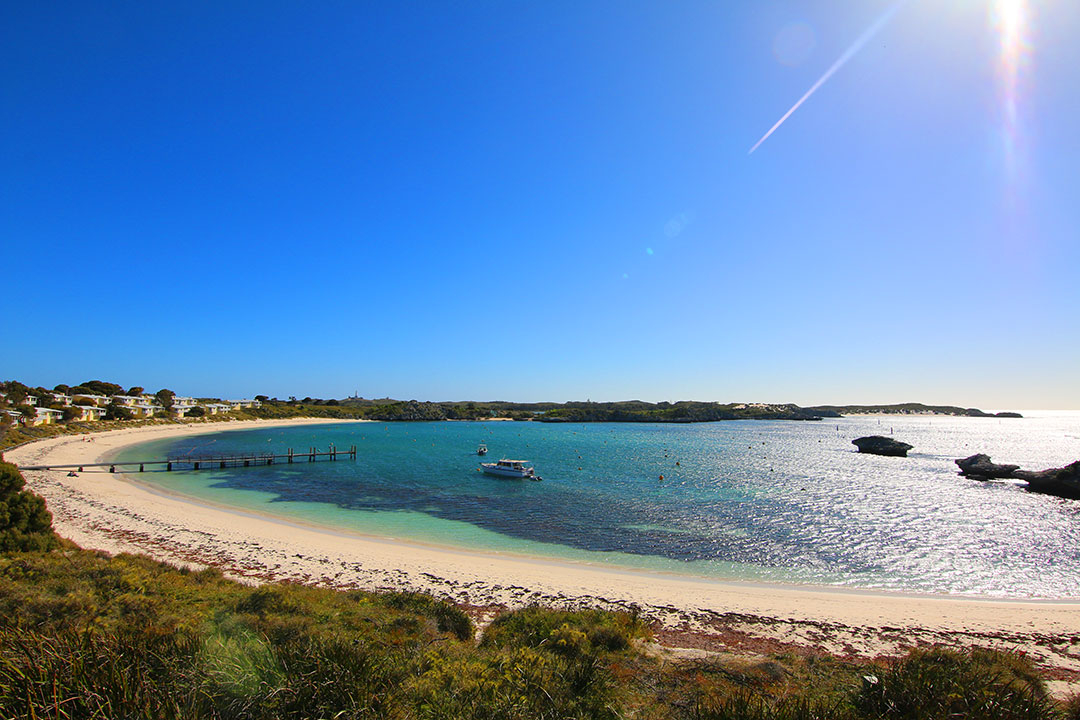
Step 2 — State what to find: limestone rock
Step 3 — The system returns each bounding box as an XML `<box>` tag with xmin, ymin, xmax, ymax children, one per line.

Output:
<box><xmin>955</xmin><ymin>454</ymin><xmax>1020</xmax><ymax>480</ymax></box>
<box><xmin>1013</xmin><ymin>461</ymin><xmax>1080</xmax><ymax>499</ymax></box>
<box><xmin>852</xmin><ymin>436</ymin><xmax>913</xmax><ymax>457</ymax></box>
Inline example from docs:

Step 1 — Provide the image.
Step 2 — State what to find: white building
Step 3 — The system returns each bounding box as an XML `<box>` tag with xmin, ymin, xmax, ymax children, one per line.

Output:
<box><xmin>73</xmin><ymin>394</ymin><xmax>111</xmax><ymax>407</ymax></box>
<box><xmin>73</xmin><ymin>405</ymin><xmax>107</xmax><ymax>421</ymax></box>
<box><xmin>32</xmin><ymin>407</ymin><xmax>63</xmax><ymax>426</ymax></box>
<box><xmin>50</xmin><ymin>393</ymin><xmax>73</xmax><ymax>406</ymax></box>
<box><xmin>129</xmin><ymin>402</ymin><xmax>163</xmax><ymax>418</ymax></box>
<box><xmin>203</xmin><ymin>403</ymin><xmax>233</xmax><ymax>415</ymax></box>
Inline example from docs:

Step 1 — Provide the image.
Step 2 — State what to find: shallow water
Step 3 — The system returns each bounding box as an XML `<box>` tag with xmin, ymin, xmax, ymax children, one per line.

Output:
<box><xmin>116</xmin><ymin>412</ymin><xmax>1080</xmax><ymax>598</ymax></box>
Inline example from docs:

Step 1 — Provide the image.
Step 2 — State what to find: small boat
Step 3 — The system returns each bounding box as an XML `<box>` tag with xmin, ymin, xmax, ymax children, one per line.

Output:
<box><xmin>481</xmin><ymin>459</ymin><xmax>541</xmax><ymax>480</ymax></box>
<box><xmin>477</xmin><ymin>443</ymin><xmax>488</xmax><ymax>456</ymax></box>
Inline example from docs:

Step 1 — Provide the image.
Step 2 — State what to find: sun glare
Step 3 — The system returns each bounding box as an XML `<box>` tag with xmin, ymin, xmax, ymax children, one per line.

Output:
<box><xmin>993</xmin><ymin>0</ymin><xmax>1031</xmax><ymax>174</ymax></box>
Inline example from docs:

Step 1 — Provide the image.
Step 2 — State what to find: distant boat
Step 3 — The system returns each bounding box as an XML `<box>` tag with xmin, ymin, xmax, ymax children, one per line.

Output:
<box><xmin>477</xmin><ymin>443</ymin><xmax>488</xmax><ymax>456</ymax></box>
<box><xmin>481</xmin><ymin>459</ymin><xmax>541</xmax><ymax>480</ymax></box>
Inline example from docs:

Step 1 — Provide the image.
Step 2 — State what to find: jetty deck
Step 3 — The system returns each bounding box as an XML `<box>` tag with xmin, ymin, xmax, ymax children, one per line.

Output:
<box><xmin>17</xmin><ymin>446</ymin><xmax>357</xmax><ymax>473</ymax></box>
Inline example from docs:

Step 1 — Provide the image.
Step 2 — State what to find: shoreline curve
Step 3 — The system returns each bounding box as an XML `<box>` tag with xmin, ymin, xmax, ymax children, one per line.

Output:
<box><xmin>7</xmin><ymin>419</ymin><xmax>1080</xmax><ymax>678</ymax></box>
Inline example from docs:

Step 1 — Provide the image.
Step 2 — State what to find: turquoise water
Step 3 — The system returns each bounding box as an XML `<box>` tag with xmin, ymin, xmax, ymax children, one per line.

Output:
<box><xmin>114</xmin><ymin>413</ymin><xmax>1080</xmax><ymax>598</ymax></box>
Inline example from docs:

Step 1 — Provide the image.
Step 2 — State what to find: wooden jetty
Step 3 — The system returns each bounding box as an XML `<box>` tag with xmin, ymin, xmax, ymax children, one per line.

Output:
<box><xmin>17</xmin><ymin>446</ymin><xmax>357</xmax><ymax>473</ymax></box>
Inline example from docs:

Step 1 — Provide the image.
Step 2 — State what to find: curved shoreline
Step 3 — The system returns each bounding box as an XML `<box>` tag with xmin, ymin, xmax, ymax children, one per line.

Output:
<box><xmin>7</xmin><ymin>419</ymin><xmax>1080</xmax><ymax>679</ymax></box>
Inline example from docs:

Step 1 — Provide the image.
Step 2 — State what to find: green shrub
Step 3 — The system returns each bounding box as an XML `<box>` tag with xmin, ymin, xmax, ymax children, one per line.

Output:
<box><xmin>385</xmin><ymin>591</ymin><xmax>474</xmax><ymax>641</ymax></box>
<box><xmin>402</xmin><ymin>644</ymin><xmax>619</xmax><ymax>720</ymax></box>
<box><xmin>854</xmin><ymin>647</ymin><xmax>1055</xmax><ymax>719</ymax></box>
<box><xmin>481</xmin><ymin>605</ymin><xmax>647</xmax><ymax>654</ymax></box>
<box><xmin>0</xmin><ymin>461</ymin><xmax>57</xmax><ymax>552</ymax></box>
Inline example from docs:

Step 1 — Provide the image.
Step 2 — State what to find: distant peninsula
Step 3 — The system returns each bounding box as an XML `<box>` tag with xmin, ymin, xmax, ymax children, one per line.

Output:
<box><xmin>804</xmin><ymin>403</ymin><xmax>1022</xmax><ymax>419</ymax></box>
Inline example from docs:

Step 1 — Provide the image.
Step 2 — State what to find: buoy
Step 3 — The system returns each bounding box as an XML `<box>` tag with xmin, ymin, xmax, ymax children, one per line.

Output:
<box><xmin>659</xmin><ymin>474</ymin><xmax>664</xmax><ymax>481</ymax></box>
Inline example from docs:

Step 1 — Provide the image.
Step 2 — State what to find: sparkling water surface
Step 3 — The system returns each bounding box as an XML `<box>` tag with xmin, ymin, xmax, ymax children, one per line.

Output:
<box><xmin>115</xmin><ymin>413</ymin><xmax>1080</xmax><ymax>598</ymax></box>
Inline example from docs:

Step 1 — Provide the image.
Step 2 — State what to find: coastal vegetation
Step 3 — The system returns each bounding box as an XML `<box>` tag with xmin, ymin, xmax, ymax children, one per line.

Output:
<box><xmin>0</xmin><ymin>461</ymin><xmax>1076</xmax><ymax>718</ymax></box>
<box><xmin>2</xmin><ymin>380</ymin><xmax>1022</xmax><ymax>435</ymax></box>
<box><xmin>806</xmin><ymin>403</ymin><xmax>1023</xmax><ymax>418</ymax></box>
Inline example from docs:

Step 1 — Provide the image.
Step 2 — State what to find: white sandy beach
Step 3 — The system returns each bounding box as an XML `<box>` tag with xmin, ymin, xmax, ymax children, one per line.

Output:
<box><xmin>7</xmin><ymin>419</ymin><xmax>1080</xmax><ymax>685</ymax></box>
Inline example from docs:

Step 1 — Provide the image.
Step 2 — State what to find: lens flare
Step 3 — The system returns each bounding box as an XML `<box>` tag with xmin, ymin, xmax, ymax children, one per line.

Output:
<box><xmin>994</xmin><ymin>0</ymin><xmax>1031</xmax><ymax>169</ymax></box>
<box><xmin>749</xmin><ymin>2</ymin><xmax>906</xmax><ymax>155</ymax></box>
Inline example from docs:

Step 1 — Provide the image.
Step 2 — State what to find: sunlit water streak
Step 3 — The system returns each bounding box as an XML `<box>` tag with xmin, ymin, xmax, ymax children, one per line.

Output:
<box><xmin>118</xmin><ymin>412</ymin><xmax>1080</xmax><ymax>598</ymax></box>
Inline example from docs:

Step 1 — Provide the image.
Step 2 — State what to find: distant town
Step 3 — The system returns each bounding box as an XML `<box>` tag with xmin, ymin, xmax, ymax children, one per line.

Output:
<box><xmin>0</xmin><ymin>380</ymin><xmax>261</xmax><ymax>427</ymax></box>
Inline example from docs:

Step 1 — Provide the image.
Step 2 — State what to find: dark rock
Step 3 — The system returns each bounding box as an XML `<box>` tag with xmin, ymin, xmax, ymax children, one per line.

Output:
<box><xmin>955</xmin><ymin>454</ymin><xmax>1020</xmax><ymax>480</ymax></box>
<box><xmin>994</xmin><ymin>412</ymin><xmax>1024</xmax><ymax>418</ymax></box>
<box><xmin>1013</xmin><ymin>461</ymin><xmax>1080</xmax><ymax>499</ymax></box>
<box><xmin>852</xmin><ymin>436</ymin><xmax>913</xmax><ymax>457</ymax></box>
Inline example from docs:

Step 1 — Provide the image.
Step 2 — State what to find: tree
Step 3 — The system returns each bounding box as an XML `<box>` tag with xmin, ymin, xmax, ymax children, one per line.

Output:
<box><xmin>127</xmin><ymin>386</ymin><xmax>145</xmax><ymax>396</ymax></box>
<box><xmin>105</xmin><ymin>402</ymin><xmax>133</xmax><ymax>421</ymax></box>
<box><xmin>72</xmin><ymin>396</ymin><xmax>97</xmax><ymax>407</ymax></box>
<box><xmin>187</xmin><ymin>406</ymin><xmax>206</xmax><ymax>417</ymax></box>
<box><xmin>255</xmin><ymin>395</ymin><xmax>269</xmax><ymax>402</ymax></box>
<box><xmin>53</xmin><ymin>384</ymin><xmax>72</xmax><ymax>394</ymax></box>
<box><xmin>79</xmin><ymin>380</ymin><xmax>124</xmax><ymax>396</ymax></box>
<box><xmin>155</xmin><ymin>389</ymin><xmax>175</xmax><ymax>410</ymax></box>
<box><xmin>61</xmin><ymin>406</ymin><xmax>83</xmax><ymax>422</ymax></box>
<box><xmin>0</xmin><ymin>462</ymin><xmax>57</xmax><ymax>552</ymax></box>
<box><xmin>16</xmin><ymin>405</ymin><xmax>35</xmax><ymax>419</ymax></box>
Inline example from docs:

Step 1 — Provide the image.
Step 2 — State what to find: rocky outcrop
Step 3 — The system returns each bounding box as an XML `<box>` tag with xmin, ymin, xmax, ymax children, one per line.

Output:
<box><xmin>852</xmin><ymin>436</ymin><xmax>913</xmax><ymax>457</ymax></box>
<box><xmin>1013</xmin><ymin>461</ymin><xmax>1080</xmax><ymax>499</ymax></box>
<box><xmin>955</xmin><ymin>455</ymin><xmax>1080</xmax><ymax>499</ymax></box>
<box><xmin>955</xmin><ymin>454</ymin><xmax>1020</xmax><ymax>480</ymax></box>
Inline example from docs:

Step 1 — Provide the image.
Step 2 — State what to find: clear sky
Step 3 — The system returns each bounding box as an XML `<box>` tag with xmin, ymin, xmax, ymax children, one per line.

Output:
<box><xmin>4</xmin><ymin>1</ymin><xmax>1078</xmax><ymax>408</ymax></box>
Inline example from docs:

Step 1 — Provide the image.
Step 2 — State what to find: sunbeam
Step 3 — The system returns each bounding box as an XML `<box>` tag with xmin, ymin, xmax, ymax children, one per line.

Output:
<box><xmin>749</xmin><ymin>2</ymin><xmax>906</xmax><ymax>155</ymax></box>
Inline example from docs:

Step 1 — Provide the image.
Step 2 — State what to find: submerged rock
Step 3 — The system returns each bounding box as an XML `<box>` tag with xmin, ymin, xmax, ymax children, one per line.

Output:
<box><xmin>1013</xmin><ymin>461</ymin><xmax>1080</xmax><ymax>499</ymax></box>
<box><xmin>852</xmin><ymin>436</ymin><xmax>913</xmax><ymax>457</ymax></box>
<box><xmin>955</xmin><ymin>454</ymin><xmax>1020</xmax><ymax>480</ymax></box>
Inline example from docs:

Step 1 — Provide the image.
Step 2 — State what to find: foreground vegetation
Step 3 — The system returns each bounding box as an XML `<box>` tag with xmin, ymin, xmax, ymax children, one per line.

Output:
<box><xmin>0</xmin><ymin>459</ymin><xmax>1074</xmax><ymax>718</ymax></box>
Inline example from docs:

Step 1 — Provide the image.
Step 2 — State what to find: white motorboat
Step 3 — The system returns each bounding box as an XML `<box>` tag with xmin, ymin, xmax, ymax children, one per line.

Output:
<box><xmin>477</xmin><ymin>442</ymin><xmax>488</xmax><ymax>456</ymax></box>
<box><xmin>480</xmin><ymin>459</ymin><xmax>541</xmax><ymax>480</ymax></box>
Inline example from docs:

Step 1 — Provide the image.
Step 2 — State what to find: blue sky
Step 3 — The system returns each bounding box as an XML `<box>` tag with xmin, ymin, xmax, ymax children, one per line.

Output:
<box><xmin>4</xmin><ymin>1</ymin><xmax>1078</xmax><ymax>408</ymax></box>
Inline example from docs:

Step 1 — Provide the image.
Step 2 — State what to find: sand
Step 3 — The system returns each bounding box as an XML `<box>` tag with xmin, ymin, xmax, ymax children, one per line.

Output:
<box><xmin>7</xmin><ymin>419</ymin><xmax>1080</xmax><ymax>686</ymax></box>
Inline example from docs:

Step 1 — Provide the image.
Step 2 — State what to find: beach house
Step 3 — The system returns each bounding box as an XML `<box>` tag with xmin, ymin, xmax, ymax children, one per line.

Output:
<box><xmin>73</xmin><ymin>405</ymin><xmax>107</xmax><ymax>422</ymax></box>
<box><xmin>31</xmin><ymin>407</ymin><xmax>63</xmax><ymax>426</ymax></box>
<box><xmin>73</xmin><ymin>394</ymin><xmax>111</xmax><ymax>407</ymax></box>
<box><xmin>172</xmin><ymin>396</ymin><xmax>197</xmax><ymax>416</ymax></box>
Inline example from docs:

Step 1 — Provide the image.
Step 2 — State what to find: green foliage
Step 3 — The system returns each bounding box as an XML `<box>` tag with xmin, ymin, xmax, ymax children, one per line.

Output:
<box><xmin>78</xmin><ymin>380</ymin><xmax>124</xmax><ymax>396</ymax></box>
<box><xmin>384</xmin><ymin>591</ymin><xmax>474</xmax><ymax>640</ymax></box>
<box><xmin>854</xmin><ymin>647</ymin><xmax>1055</xmax><ymax>719</ymax></box>
<box><xmin>105</xmin><ymin>401</ymin><xmax>134</xmax><ymax>421</ymax></box>
<box><xmin>61</xmin><ymin>405</ymin><xmax>82</xmax><ymax>422</ymax></box>
<box><xmin>0</xmin><ymin>547</ymin><xmax>1072</xmax><ymax>719</ymax></box>
<box><xmin>156</xmin><ymin>388</ymin><xmax>176</xmax><ymax>410</ymax></box>
<box><xmin>481</xmin><ymin>605</ymin><xmax>648</xmax><ymax>654</ymax></box>
<box><xmin>0</xmin><ymin>462</ymin><xmax>56</xmax><ymax>552</ymax></box>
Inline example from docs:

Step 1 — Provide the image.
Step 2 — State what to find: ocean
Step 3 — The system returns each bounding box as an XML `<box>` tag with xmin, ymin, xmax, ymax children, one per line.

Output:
<box><xmin>113</xmin><ymin>412</ymin><xmax>1080</xmax><ymax>598</ymax></box>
